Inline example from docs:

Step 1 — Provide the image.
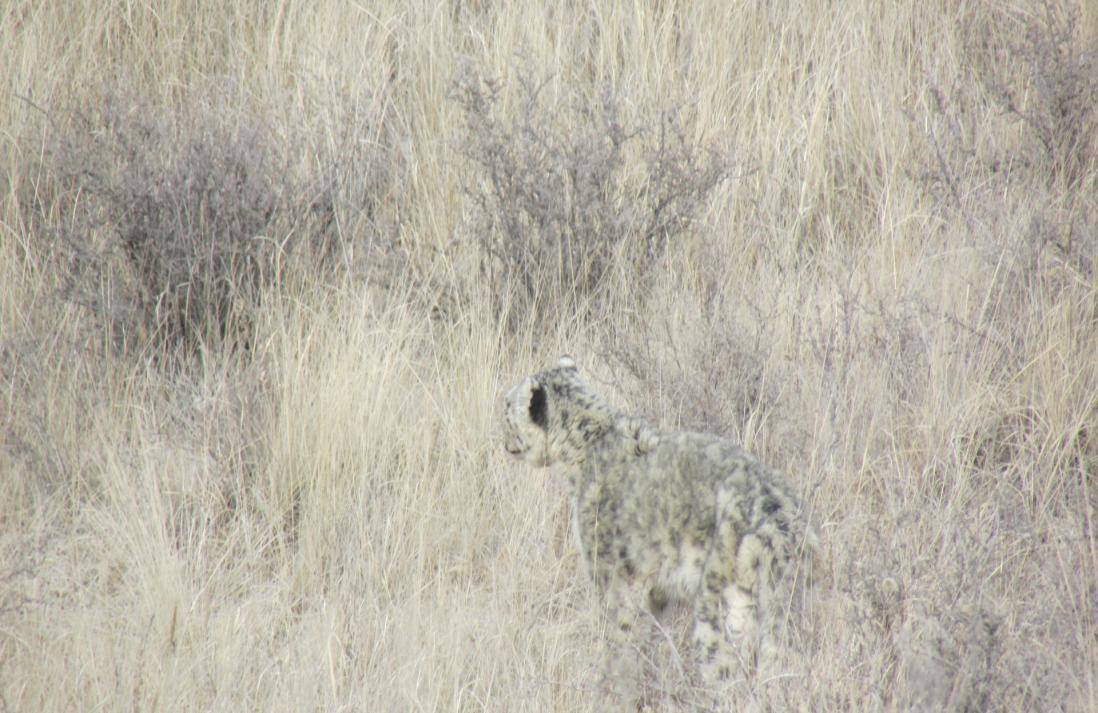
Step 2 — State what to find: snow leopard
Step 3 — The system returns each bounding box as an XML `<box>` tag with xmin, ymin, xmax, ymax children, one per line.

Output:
<box><xmin>501</xmin><ymin>356</ymin><xmax>818</xmax><ymax>704</ymax></box>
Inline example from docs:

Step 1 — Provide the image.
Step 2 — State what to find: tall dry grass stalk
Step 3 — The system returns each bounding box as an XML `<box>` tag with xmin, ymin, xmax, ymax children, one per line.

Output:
<box><xmin>2</xmin><ymin>0</ymin><xmax>1095</xmax><ymax>710</ymax></box>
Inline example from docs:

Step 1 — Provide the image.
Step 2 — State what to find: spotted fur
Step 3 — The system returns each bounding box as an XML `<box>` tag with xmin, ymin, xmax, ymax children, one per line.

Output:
<box><xmin>502</xmin><ymin>357</ymin><xmax>817</xmax><ymax>703</ymax></box>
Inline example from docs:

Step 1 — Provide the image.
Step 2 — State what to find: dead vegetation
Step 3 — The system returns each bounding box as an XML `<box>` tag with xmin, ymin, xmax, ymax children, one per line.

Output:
<box><xmin>1</xmin><ymin>1</ymin><xmax>1094</xmax><ymax>711</ymax></box>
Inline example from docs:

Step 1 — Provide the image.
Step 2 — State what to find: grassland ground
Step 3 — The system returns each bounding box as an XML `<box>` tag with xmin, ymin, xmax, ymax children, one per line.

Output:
<box><xmin>1</xmin><ymin>1</ymin><xmax>1095</xmax><ymax>710</ymax></box>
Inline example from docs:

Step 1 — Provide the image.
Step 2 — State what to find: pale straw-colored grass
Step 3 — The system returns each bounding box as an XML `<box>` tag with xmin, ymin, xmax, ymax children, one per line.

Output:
<box><xmin>2</xmin><ymin>1</ymin><xmax>1094</xmax><ymax>710</ymax></box>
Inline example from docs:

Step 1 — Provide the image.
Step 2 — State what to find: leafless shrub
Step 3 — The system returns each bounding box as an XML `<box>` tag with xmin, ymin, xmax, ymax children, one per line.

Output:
<box><xmin>454</xmin><ymin>69</ymin><xmax>734</xmax><ymax>324</ymax></box>
<box><xmin>911</xmin><ymin>1</ymin><xmax>1095</xmax><ymax>385</ymax></box>
<box><xmin>22</xmin><ymin>81</ymin><xmax>398</xmax><ymax>355</ymax></box>
<box><xmin>918</xmin><ymin>1</ymin><xmax>1096</xmax><ymax>212</ymax></box>
<box><xmin>968</xmin><ymin>0</ymin><xmax>1097</xmax><ymax>189</ymax></box>
<box><xmin>603</xmin><ymin>289</ymin><xmax>784</xmax><ymax>444</ymax></box>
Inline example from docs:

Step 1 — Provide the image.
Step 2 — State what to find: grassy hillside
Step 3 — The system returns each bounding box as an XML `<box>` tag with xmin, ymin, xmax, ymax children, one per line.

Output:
<box><xmin>2</xmin><ymin>1</ymin><xmax>1095</xmax><ymax>710</ymax></box>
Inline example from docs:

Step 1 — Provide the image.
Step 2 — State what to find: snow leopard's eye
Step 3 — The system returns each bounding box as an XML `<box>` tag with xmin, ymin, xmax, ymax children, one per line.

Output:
<box><xmin>529</xmin><ymin>384</ymin><xmax>548</xmax><ymax>429</ymax></box>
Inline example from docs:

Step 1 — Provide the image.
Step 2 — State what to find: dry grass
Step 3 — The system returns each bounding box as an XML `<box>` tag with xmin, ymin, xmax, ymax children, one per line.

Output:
<box><xmin>2</xmin><ymin>1</ymin><xmax>1095</xmax><ymax>711</ymax></box>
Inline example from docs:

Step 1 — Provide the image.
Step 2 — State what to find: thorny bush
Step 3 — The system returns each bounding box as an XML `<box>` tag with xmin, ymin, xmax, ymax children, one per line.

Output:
<box><xmin>22</xmin><ymin>82</ymin><xmax>397</xmax><ymax>356</ymax></box>
<box><xmin>455</xmin><ymin>70</ymin><xmax>735</xmax><ymax>324</ymax></box>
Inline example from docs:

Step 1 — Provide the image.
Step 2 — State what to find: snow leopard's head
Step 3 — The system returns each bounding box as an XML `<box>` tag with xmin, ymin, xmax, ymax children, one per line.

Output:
<box><xmin>501</xmin><ymin>357</ymin><xmax>616</xmax><ymax>467</ymax></box>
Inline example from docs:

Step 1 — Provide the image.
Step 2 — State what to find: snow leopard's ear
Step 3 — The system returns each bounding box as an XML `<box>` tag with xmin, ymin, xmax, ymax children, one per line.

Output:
<box><xmin>528</xmin><ymin>381</ymin><xmax>548</xmax><ymax>429</ymax></box>
<box><xmin>557</xmin><ymin>355</ymin><xmax>577</xmax><ymax>370</ymax></box>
